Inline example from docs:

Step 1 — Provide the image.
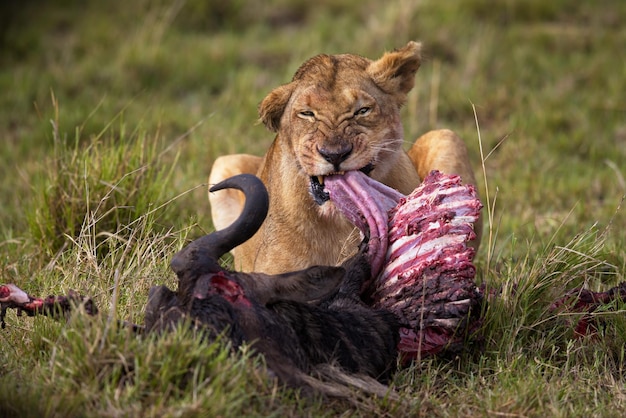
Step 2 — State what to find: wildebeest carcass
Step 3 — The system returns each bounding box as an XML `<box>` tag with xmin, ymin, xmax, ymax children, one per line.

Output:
<box><xmin>146</xmin><ymin>174</ymin><xmax>402</xmax><ymax>395</ymax></box>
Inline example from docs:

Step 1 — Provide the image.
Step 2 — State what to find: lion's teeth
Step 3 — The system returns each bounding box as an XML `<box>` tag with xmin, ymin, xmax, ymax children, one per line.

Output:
<box><xmin>317</xmin><ymin>171</ymin><xmax>347</xmax><ymax>184</ymax></box>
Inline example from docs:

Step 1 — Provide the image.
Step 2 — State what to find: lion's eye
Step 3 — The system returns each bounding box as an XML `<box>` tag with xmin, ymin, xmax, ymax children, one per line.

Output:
<box><xmin>354</xmin><ymin>107</ymin><xmax>371</xmax><ymax>116</ymax></box>
<box><xmin>299</xmin><ymin>110</ymin><xmax>315</xmax><ymax>118</ymax></box>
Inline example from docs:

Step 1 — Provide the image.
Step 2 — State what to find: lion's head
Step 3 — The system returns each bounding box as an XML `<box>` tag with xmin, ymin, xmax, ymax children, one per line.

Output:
<box><xmin>258</xmin><ymin>41</ymin><xmax>422</xmax><ymax>207</ymax></box>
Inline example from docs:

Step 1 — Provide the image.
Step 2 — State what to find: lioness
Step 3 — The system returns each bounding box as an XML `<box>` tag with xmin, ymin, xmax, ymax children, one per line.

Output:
<box><xmin>209</xmin><ymin>41</ymin><xmax>481</xmax><ymax>273</ymax></box>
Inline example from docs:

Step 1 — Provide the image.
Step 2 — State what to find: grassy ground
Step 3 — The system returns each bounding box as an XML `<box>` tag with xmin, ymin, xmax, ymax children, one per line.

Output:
<box><xmin>1</xmin><ymin>0</ymin><xmax>625</xmax><ymax>416</ymax></box>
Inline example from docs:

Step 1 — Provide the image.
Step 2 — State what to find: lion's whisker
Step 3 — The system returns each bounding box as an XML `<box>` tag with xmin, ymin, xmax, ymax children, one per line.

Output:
<box><xmin>369</xmin><ymin>138</ymin><xmax>406</xmax><ymax>153</ymax></box>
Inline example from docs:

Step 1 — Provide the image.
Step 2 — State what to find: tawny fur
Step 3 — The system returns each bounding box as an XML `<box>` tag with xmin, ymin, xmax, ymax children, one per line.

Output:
<box><xmin>209</xmin><ymin>41</ymin><xmax>481</xmax><ymax>273</ymax></box>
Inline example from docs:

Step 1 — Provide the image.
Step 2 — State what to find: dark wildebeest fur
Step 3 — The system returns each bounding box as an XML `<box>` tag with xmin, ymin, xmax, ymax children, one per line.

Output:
<box><xmin>144</xmin><ymin>174</ymin><xmax>400</xmax><ymax>394</ymax></box>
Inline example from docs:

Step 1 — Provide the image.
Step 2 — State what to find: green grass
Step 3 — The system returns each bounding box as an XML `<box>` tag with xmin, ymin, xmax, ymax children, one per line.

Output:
<box><xmin>1</xmin><ymin>0</ymin><xmax>625</xmax><ymax>416</ymax></box>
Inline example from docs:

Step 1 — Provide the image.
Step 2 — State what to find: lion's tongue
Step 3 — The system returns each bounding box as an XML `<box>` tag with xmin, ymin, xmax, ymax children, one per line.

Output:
<box><xmin>324</xmin><ymin>171</ymin><xmax>403</xmax><ymax>278</ymax></box>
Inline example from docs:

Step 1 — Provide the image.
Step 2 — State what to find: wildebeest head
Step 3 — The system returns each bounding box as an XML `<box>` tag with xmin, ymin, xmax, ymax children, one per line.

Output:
<box><xmin>167</xmin><ymin>174</ymin><xmax>349</xmax><ymax>310</ymax></box>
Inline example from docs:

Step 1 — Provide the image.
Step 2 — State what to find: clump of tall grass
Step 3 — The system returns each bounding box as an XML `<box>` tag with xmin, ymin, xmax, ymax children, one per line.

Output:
<box><xmin>33</xmin><ymin>317</ymin><xmax>271</xmax><ymax>417</ymax></box>
<box><xmin>481</xmin><ymin>221</ymin><xmax>625</xmax><ymax>365</ymax></box>
<box><xmin>27</xmin><ymin>99</ymin><xmax>182</xmax><ymax>261</ymax></box>
<box><xmin>0</xmin><ymin>312</ymin><xmax>286</xmax><ymax>417</ymax></box>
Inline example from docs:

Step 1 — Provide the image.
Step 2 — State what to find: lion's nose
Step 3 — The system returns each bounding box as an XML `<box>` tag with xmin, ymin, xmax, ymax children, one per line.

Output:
<box><xmin>318</xmin><ymin>144</ymin><xmax>353</xmax><ymax>168</ymax></box>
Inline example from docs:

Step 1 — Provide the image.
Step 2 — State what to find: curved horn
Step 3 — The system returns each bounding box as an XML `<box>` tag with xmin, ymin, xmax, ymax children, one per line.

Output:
<box><xmin>170</xmin><ymin>174</ymin><xmax>269</xmax><ymax>275</ymax></box>
<box><xmin>207</xmin><ymin>174</ymin><xmax>269</xmax><ymax>255</ymax></box>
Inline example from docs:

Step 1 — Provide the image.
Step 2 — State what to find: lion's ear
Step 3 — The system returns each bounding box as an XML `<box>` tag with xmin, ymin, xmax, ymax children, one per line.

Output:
<box><xmin>258</xmin><ymin>82</ymin><xmax>295</xmax><ymax>132</ymax></box>
<box><xmin>367</xmin><ymin>41</ymin><xmax>422</xmax><ymax>100</ymax></box>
